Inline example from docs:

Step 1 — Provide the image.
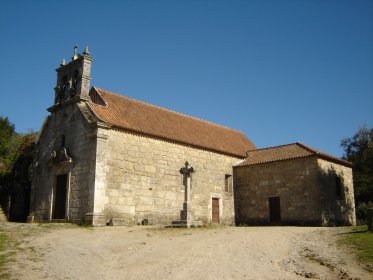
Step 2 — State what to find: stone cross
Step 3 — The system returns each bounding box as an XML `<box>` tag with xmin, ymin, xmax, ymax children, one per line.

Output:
<box><xmin>178</xmin><ymin>161</ymin><xmax>195</xmax><ymax>226</ymax></box>
<box><xmin>179</xmin><ymin>161</ymin><xmax>194</xmax><ymax>204</ymax></box>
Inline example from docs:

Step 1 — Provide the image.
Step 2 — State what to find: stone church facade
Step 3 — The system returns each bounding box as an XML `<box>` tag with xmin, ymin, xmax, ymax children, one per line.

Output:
<box><xmin>29</xmin><ymin>48</ymin><xmax>356</xmax><ymax>227</ymax></box>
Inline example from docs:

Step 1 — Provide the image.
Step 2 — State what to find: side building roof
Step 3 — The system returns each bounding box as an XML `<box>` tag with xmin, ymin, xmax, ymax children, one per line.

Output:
<box><xmin>235</xmin><ymin>142</ymin><xmax>352</xmax><ymax>167</ymax></box>
<box><xmin>87</xmin><ymin>87</ymin><xmax>256</xmax><ymax>157</ymax></box>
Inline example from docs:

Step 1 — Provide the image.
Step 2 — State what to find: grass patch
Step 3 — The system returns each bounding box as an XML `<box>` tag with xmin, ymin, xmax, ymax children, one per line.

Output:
<box><xmin>338</xmin><ymin>225</ymin><xmax>373</xmax><ymax>271</ymax></box>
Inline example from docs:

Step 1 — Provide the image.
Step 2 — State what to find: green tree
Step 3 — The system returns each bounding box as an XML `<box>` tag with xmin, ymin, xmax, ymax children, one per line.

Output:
<box><xmin>0</xmin><ymin>115</ymin><xmax>38</xmax><ymax>221</ymax></box>
<box><xmin>0</xmin><ymin>116</ymin><xmax>17</xmax><ymax>175</ymax></box>
<box><xmin>341</xmin><ymin>127</ymin><xmax>373</xmax><ymax>219</ymax></box>
<box><xmin>7</xmin><ymin>132</ymin><xmax>37</xmax><ymax>221</ymax></box>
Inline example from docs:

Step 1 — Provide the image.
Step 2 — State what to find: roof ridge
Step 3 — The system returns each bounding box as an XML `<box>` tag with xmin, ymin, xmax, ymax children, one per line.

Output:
<box><xmin>246</xmin><ymin>142</ymin><xmax>299</xmax><ymax>153</ymax></box>
<box><xmin>296</xmin><ymin>141</ymin><xmax>352</xmax><ymax>166</ymax></box>
<box><xmin>94</xmin><ymin>87</ymin><xmax>246</xmax><ymax>135</ymax></box>
<box><xmin>295</xmin><ymin>142</ymin><xmax>319</xmax><ymax>154</ymax></box>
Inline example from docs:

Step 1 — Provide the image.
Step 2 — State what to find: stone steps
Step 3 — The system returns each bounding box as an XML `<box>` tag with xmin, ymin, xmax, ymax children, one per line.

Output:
<box><xmin>170</xmin><ymin>220</ymin><xmax>188</xmax><ymax>228</ymax></box>
<box><xmin>50</xmin><ymin>219</ymin><xmax>68</xmax><ymax>223</ymax></box>
<box><xmin>170</xmin><ymin>220</ymin><xmax>203</xmax><ymax>228</ymax></box>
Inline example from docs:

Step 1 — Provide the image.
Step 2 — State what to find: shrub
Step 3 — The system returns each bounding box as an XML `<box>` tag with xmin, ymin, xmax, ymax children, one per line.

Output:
<box><xmin>356</xmin><ymin>201</ymin><xmax>373</xmax><ymax>224</ymax></box>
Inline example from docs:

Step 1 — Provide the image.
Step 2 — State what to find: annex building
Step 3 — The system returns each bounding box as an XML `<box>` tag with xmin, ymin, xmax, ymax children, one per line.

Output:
<box><xmin>29</xmin><ymin>48</ymin><xmax>356</xmax><ymax>227</ymax></box>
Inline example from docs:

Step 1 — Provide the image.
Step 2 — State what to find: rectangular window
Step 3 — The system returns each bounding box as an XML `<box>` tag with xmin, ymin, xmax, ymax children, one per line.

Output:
<box><xmin>225</xmin><ymin>174</ymin><xmax>232</xmax><ymax>192</ymax></box>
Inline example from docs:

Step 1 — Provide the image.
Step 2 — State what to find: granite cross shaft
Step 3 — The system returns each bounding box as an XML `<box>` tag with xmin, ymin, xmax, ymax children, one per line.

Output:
<box><xmin>179</xmin><ymin>161</ymin><xmax>194</xmax><ymax>204</ymax></box>
<box><xmin>179</xmin><ymin>161</ymin><xmax>195</xmax><ymax>227</ymax></box>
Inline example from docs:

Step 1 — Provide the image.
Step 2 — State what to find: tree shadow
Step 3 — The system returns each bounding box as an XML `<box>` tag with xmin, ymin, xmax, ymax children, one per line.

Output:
<box><xmin>337</xmin><ymin>229</ymin><xmax>368</xmax><ymax>235</ymax></box>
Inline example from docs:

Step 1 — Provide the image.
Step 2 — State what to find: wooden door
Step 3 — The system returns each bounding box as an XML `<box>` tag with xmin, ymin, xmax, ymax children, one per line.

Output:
<box><xmin>268</xmin><ymin>197</ymin><xmax>281</xmax><ymax>223</ymax></box>
<box><xmin>52</xmin><ymin>174</ymin><xmax>67</xmax><ymax>219</ymax></box>
<box><xmin>212</xmin><ymin>198</ymin><xmax>219</xmax><ymax>223</ymax></box>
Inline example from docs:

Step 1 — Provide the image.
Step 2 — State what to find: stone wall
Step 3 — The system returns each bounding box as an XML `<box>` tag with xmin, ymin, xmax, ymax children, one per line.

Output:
<box><xmin>317</xmin><ymin>159</ymin><xmax>356</xmax><ymax>226</ymax></box>
<box><xmin>233</xmin><ymin>156</ymin><xmax>355</xmax><ymax>226</ymax></box>
<box><xmin>234</xmin><ymin>157</ymin><xmax>322</xmax><ymax>225</ymax></box>
<box><xmin>91</xmin><ymin>127</ymin><xmax>241</xmax><ymax>226</ymax></box>
<box><xmin>30</xmin><ymin>102</ymin><xmax>97</xmax><ymax>223</ymax></box>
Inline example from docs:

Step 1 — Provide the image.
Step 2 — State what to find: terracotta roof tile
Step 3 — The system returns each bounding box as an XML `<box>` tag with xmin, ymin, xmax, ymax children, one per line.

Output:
<box><xmin>235</xmin><ymin>142</ymin><xmax>351</xmax><ymax>167</ymax></box>
<box><xmin>88</xmin><ymin>87</ymin><xmax>256</xmax><ymax>157</ymax></box>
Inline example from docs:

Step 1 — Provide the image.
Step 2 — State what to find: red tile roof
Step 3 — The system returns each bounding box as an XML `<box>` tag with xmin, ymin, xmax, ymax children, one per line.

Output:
<box><xmin>235</xmin><ymin>142</ymin><xmax>352</xmax><ymax>167</ymax></box>
<box><xmin>88</xmin><ymin>87</ymin><xmax>256</xmax><ymax>157</ymax></box>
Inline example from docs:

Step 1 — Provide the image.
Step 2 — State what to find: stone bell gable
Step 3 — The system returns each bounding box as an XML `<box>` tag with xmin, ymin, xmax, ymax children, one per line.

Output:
<box><xmin>54</xmin><ymin>46</ymin><xmax>92</xmax><ymax>103</ymax></box>
<box><xmin>233</xmin><ymin>143</ymin><xmax>356</xmax><ymax>226</ymax></box>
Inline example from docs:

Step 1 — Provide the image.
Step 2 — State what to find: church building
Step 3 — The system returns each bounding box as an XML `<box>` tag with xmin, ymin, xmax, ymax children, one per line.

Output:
<box><xmin>29</xmin><ymin>48</ymin><xmax>356</xmax><ymax>227</ymax></box>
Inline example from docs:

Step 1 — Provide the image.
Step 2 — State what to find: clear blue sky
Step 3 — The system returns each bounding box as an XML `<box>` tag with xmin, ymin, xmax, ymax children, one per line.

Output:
<box><xmin>1</xmin><ymin>0</ymin><xmax>372</xmax><ymax>157</ymax></box>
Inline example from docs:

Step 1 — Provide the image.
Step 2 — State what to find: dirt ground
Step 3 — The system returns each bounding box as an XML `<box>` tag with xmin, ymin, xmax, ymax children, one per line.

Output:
<box><xmin>1</xmin><ymin>222</ymin><xmax>372</xmax><ymax>280</ymax></box>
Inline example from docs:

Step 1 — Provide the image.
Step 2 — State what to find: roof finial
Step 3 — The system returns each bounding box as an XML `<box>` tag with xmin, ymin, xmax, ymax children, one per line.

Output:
<box><xmin>83</xmin><ymin>46</ymin><xmax>90</xmax><ymax>55</ymax></box>
<box><xmin>72</xmin><ymin>45</ymin><xmax>79</xmax><ymax>60</ymax></box>
<box><xmin>60</xmin><ymin>58</ymin><xmax>66</xmax><ymax>66</ymax></box>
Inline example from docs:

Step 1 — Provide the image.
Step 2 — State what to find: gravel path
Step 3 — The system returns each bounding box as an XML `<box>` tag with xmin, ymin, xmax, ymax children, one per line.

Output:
<box><xmin>1</xmin><ymin>223</ymin><xmax>371</xmax><ymax>280</ymax></box>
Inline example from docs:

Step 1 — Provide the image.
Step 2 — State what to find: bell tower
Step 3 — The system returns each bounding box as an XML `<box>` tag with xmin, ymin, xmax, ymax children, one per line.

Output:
<box><xmin>54</xmin><ymin>46</ymin><xmax>93</xmax><ymax>104</ymax></box>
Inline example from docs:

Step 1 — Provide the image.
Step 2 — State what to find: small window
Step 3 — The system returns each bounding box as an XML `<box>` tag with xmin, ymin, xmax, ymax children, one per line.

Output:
<box><xmin>335</xmin><ymin>175</ymin><xmax>343</xmax><ymax>198</ymax></box>
<box><xmin>225</xmin><ymin>174</ymin><xmax>232</xmax><ymax>192</ymax></box>
<box><xmin>89</xmin><ymin>89</ymin><xmax>107</xmax><ymax>106</ymax></box>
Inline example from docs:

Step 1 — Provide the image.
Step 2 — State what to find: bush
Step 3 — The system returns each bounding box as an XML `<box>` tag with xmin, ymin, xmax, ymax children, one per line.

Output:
<box><xmin>356</xmin><ymin>201</ymin><xmax>373</xmax><ymax>223</ymax></box>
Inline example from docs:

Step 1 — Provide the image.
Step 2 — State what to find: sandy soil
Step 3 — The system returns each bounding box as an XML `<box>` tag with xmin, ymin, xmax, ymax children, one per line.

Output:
<box><xmin>1</xmin><ymin>223</ymin><xmax>372</xmax><ymax>280</ymax></box>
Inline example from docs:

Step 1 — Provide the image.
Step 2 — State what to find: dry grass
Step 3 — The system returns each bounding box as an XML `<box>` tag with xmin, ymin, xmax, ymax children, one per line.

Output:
<box><xmin>339</xmin><ymin>225</ymin><xmax>373</xmax><ymax>271</ymax></box>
